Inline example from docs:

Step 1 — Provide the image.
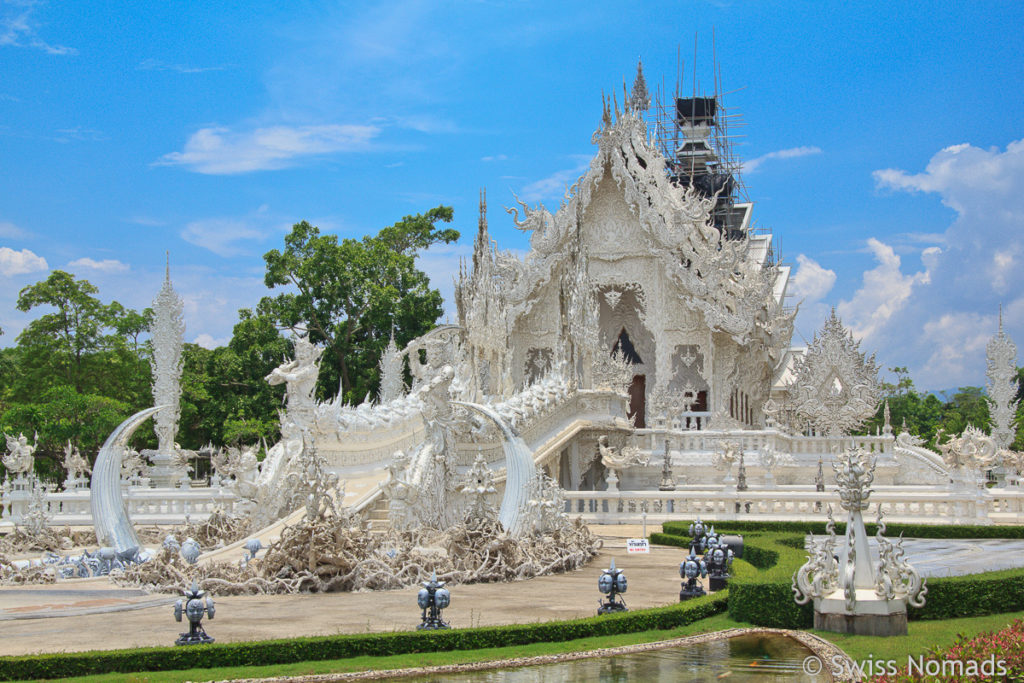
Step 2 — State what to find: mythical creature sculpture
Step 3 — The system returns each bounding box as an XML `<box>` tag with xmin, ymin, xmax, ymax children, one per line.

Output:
<box><xmin>62</xmin><ymin>441</ymin><xmax>91</xmax><ymax>481</ymax></box>
<box><xmin>873</xmin><ymin>512</ymin><xmax>927</xmax><ymax>607</ymax></box>
<box><xmin>597</xmin><ymin>434</ymin><xmax>649</xmax><ymax>491</ymax></box>
<box><xmin>793</xmin><ymin>507</ymin><xmax>840</xmax><ymax>604</ymax></box>
<box><xmin>597</xmin><ymin>435</ymin><xmax>648</xmax><ymax>470</ymax></box>
<box><xmin>458</xmin><ymin>452</ymin><xmax>497</xmax><ymax>524</ymax></box>
<box><xmin>215</xmin><ymin>445</ymin><xmax>261</xmax><ymax>500</ymax></box>
<box><xmin>712</xmin><ymin>441</ymin><xmax>739</xmax><ymax>471</ymax></box>
<box><xmin>3</xmin><ymin>433</ymin><xmax>36</xmax><ymax>476</ymax></box>
<box><xmin>266</xmin><ymin>334</ymin><xmax>323</xmax><ymax>438</ymax></box>
<box><xmin>385</xmin><ymin>366</ymin><xmax>460</xmax><ymax>530</ymax></box>
<box><xmin>936</xmin><ymin>425</ymin><xmax>998</xmax><ymax>470</ymax></box>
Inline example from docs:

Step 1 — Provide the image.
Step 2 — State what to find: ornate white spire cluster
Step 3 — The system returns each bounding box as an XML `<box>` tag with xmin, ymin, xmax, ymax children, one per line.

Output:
<box><xmin>788</xmin><ymin>309</ymin><xmax>880</xmax><ymax>436</ymax></box>
<box><xmin>986</xmin><ymin>308</ymin><xmax>1019</xmax><ymax>450</ymax></box>
<box><xmin>151</xmin><ymin>255</ymin><xmax>185</xmax><ymax>455</ymax></box>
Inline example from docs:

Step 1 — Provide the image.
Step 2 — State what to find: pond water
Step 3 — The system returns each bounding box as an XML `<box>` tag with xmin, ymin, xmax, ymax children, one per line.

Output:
<box><xmin>400</xmin><ymin>633</ymin><xmax>826</xmax><ymax>682</ymax></box>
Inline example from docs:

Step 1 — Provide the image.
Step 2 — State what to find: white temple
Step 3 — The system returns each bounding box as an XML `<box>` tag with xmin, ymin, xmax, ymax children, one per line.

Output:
<box><xmin>3</xmin><ymin>65</ymin><xmax>1023</xmax><ymax>532</ymax></box>
<box><xmin>224</xmin><ymin>65</ymin><xmax>1018</xmax><ymax>531</ymax></box>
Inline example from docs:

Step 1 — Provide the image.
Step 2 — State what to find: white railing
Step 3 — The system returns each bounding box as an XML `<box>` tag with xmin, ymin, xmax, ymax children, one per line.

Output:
<box><xmin>0</xmin><ymin>485</ymin><xmax>239</xmax><ymax>527</ymax></box>
<box><xmin>627</xmin><ymin>428</ymin><xmax>893</xmax><ymax>459</ymax></box>
<box><xmin>562</xmin><ymin>485</ymin><xmax>1020</xmax><ymax>525</ymax></box>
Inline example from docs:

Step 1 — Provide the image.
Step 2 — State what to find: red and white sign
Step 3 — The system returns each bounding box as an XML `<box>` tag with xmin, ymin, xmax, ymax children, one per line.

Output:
<box><xmin>626</xmin><ymin>538</ymin><xmax>650</xmax><ymax>554</ymax></box>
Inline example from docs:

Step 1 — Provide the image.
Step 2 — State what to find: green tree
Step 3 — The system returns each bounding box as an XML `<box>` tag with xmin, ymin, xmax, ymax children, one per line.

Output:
<box><xmin>938</xmin><ymin>386</ymin><xmax>991</xmax><ymax>436</ymax></box>
<box><xmin>0</xmin><ymin>387</ymin><xmax>133</xmax><ymax>479</ymax></box>
<box><xmin>12</xmin><ymin>270</ymin><xmax>149</xmax><ymax>403</ymax></box>
<box><xmin>862</xmin><ymin>367</ymin><xmax>966</xmax><ymax>448</ymax></box>
<box><xmin>258</xmin><ymin>208</ymin><xmax>459</xmax><ymax>403</ymax></box>
<box><xmin>175</xmin><ymin>311</ymin><xmax>289</xmax><ymax>449</ymax></box>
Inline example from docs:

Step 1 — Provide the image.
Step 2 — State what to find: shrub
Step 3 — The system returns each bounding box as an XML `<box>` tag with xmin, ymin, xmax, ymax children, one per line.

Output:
<box><xmin>0</xmin><ymin>593</ymin><xmax>728</xmax><ymax>681</ymax></box>
<box><xmin>652</xmin><ymin>524</ymin><xmax>1024</xmax><ymax>630</ymax></box>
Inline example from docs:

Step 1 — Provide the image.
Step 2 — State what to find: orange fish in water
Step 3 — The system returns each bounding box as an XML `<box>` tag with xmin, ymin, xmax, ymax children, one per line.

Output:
<box><xmin>749</xmin><ymin>661</ymin><xmax>760</xmax><ymax>667</ymax></box>
<box><xmin>717</xmin><ymin>672</ymin><xmax>732</xmax><ymax>679</ymax></box>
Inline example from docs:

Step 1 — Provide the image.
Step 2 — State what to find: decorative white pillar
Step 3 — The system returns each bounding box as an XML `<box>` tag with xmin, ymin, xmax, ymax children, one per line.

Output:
<box><xmin>143</xmin><ymin>255</ymin><xmax>186</xmax><ymax>487</ymax></box>
<box><xmin>794</xmin><ymin>447</ymin><xmax>927</xmax><ymax>636</ymax></box>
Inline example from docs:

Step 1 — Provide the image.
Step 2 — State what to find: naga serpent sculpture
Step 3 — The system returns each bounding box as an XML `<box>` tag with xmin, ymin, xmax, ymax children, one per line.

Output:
<box><xmin>91</xmin><ymin>406</ymin><xmax>166</xmax><ymax>552</ymax></box>
<box><xmin>452</xmin><ymin>401</ymin><xmax>537</xmax><ymax>537</ymax></box>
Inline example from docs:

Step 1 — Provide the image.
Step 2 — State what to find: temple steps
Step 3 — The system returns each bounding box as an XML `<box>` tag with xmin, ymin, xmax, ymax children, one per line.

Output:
<box><xmin>364</xmin><ymin>496</ymin><xmax>390</xmax><ymax>534</ymax></box>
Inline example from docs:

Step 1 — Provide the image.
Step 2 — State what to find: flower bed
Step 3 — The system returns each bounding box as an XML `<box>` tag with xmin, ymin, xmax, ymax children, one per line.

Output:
<box><xmin>873</xmin><ymin>618</ymin><xmax>1024</xmax><ymax>682</ymax></box>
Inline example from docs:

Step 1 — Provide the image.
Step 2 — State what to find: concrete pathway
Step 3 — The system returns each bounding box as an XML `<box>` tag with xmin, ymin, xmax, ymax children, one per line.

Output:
<box><xmin>0</xmin><ymin>526</ymin><xmax>704</xmax><ymax>657</ymax></box>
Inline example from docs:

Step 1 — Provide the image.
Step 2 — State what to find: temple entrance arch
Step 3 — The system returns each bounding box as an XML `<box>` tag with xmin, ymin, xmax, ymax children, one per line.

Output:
<box><xmin>613</xmin><ymin>328</ymin><xmax>647</xmax><ymax>427</ymax></box>
<box><xmin>597</xmin><ymin>285</ymin><xmax>654</xmax><ymax>425</ymax></box>
<box><xmin>628</xmin><ymin>374</ymin><xmax>646</xmax><ymax>427</ymax></box>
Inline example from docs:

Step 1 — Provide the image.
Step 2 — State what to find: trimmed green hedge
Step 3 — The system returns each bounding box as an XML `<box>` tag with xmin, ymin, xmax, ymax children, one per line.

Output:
<box><xmin>661</xmin><ymin>519</ymin><xmax>1024</xmax><ymax>540</ymax></box>
<box><xmin>653</xmin><ymin>523</ymin><xmax>1024</xmax><ymax>630</ymax></box>
<box><xmin>0</xmin><ymin>592</ymin><xmax>727</xmax><ymax>681</ymax></box>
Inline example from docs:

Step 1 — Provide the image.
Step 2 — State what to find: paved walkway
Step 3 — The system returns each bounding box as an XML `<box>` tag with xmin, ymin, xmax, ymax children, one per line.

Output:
<box><xmin>0</xmin><ymin>526</ymin><xmax>702</xmax><ymax>657</ymax></box>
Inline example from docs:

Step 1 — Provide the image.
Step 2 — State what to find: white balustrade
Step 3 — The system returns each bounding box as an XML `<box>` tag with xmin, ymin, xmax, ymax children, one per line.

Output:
<box><xmin>562</xmin><ymin>486</ymin><xmax>1024</xmax><ymax>525</ymax></box>
<box><xmin>0</xmin><ymin>484</ymin><xmax>238</xmax><ymax>527</ymax></box>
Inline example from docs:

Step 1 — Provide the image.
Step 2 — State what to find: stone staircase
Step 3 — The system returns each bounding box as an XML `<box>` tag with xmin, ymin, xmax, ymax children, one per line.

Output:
<box><xmin>364</xmin><ymin>496</ymin><xmax>390</xmax><ymax>533</ymax></box>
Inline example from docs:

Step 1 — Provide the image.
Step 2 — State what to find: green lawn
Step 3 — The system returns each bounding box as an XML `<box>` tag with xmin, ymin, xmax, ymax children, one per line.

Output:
<box><xmin>40</xmin><ymin>610</ymin><xmax>1024</xmax><ymax>683</ymax></box>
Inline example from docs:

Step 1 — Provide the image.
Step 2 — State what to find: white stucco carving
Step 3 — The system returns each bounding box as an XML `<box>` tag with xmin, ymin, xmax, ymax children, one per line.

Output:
<box><xmin>986</xmin><ymin>310</ymin><xmax>1019</xmax><ymax>450</ymax></box>
<box><xmin>151</xmin><ymin>258</ymin><xmax>185</xmax><ymax>456</ymax></box>
<box><xmin>786</xmin><ymin>309</ymin><xmax>880</xmax><ymax>436</ymax></box>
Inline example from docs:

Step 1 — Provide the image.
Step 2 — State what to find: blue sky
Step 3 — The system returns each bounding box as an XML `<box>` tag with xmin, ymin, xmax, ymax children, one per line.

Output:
<box><xmin>2</xmin><ymin>1</ymin><xmax>1022</xmax><ymax>390</ymax></box>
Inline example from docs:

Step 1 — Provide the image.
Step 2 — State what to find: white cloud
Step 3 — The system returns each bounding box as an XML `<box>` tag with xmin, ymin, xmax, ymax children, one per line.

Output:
<box><xmin>519</xmin><ymin>157</ymin><xmax>590</xmax><ymax>203</ymax></box>
<box><xmin>0</xmin><ymin>246</ymin><xmax>47</xmax><ymax>277</ymax></box>
<box><xmin>851</xmin><ymin>138</ymin><xmax>1024</xmax><ymax>387</ymax></box>
<box><xmin>837</xmin><ymin>238</ymin><xmax>929</xmax><ymax>342</ymax></box>
<box><xmin>0</xmin><ymin>220</ymin><xmax>27</xmax><ymax>239</ymax></box>
<box><xmin>788</xmin><ymin>254</ymin><xmax>836</xmax><ymax>342</ymax></box>
<box><xmin>788</xmin><ymin>254</ymin><xmax>835</xmax><ymax>303</ymax></box>
<box><xmin>482</xmin><ymin>154</ymin><xmax>508</xmax><ymax>162</ymax></box>
<box><xmin>137</xmin><ymin>59</ymin><xmax>226</xmax><ymax>74</ymax></box>
<box><xmin>181</xmin><ymin>218</ymin><xmax>270</xmax><ymax>257</ymax></box>
<box><xmin>391</xmin><ymin>114</ymin><xmax>457</xmax><ymax>134</ymax></box>
<box><xmin>416</xmin><ymin>242</ymin><xmax>473</xmax><ymax>324</ymax></box>
<box><xmin>156</xmin><ymin>124</ymin><xmax>380</xmax><ymax>174</ymax></box>
<box><xmin>52</xmin><ymin>127</ymin><xmax>107</xmax><ymax>143</ymax></box>
<box><xmin>0</xmin><ymin>2</ymin><xmax>76</xmax><ymax>55</ymax></box>
<box><xmin>743</xmin><ymin>146</ymin><xmax>822</xmax><ymax>174</ymax></box>
<box><xmin>919</xmin><ymin>311</ymin><xmax>997</xmax><ymax>387</ymax></box>
<box><xmin>193</xmin><ymin>333</ymin><xmax>229</xmax><ymax>349</ymax></box>
<box><xmin>68</xmin><ymin>257</ymin><xmax>129</xmax><ymax>273</ymax></box>
<box><xmin>125</xmin><ymin>215</ymin><xmax>167</xmax><ymax>227</ymax></box>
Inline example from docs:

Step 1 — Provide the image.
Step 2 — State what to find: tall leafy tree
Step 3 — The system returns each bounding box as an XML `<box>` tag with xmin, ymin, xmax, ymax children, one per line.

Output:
<box><xmin>12</xmin><ymin>270</ymin><xmax>148</xmax><ymax>402</ymax></box>
<box><xmin>175</xmin><ymin>311</ymin><xmax>290</xmax><ymax>449</ymax></box>
<box><xmin>1</xmin><ymin>271</ymin><xmax>150</xmax><ymax>478</ymax></box>
<box><xmin>259</xmin><ymin>208</ymin><xmax>459</xmax><ymax>403</ymax></box>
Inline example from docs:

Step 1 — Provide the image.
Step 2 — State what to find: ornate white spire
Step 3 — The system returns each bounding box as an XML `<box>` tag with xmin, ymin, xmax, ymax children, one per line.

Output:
<box><xmin>151</xmin><ymin>253</ymin><xmax>184</xmax><ymax>455</ymax></box>
<box><xmin>628</xmin><ymin>58</ymin><xmax>650</xmax><ymax>112</ymax></box>
<box><xmin>378</xmin><ymin>330</ymin><xmax>405</xmax><ymax>403</ymax></box>
<box><xmin>986</xmin><ymin>306</ymin><xmax>1019</xmax><ymax>449</ymax></box>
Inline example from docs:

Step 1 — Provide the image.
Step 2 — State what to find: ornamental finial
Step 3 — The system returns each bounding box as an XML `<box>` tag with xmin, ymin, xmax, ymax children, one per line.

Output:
<box><xmin>629</xmin><ymin>58</ymin><xmax>650</xmax><ymax>112</ymax></box>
